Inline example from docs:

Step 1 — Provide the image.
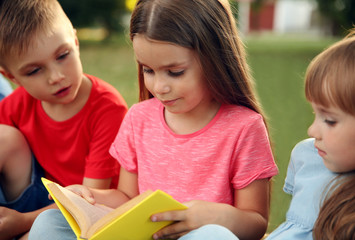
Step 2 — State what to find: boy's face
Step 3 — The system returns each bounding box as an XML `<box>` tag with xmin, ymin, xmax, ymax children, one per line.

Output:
<box><xmin>2</xmin><ymin>21</ymin><xmax>83</xmax><ymax>105</ymax></box>
<box><xmin>308</xmin><ymin>102</ymin><xmax>355</xmax><ymax>173</ymax></box>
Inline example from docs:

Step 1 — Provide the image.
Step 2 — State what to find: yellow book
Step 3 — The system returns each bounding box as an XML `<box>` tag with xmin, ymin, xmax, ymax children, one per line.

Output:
<box><xmin>41</xmin><ymin>178</ymin><xmax>187</xmax><ymax>240</ymax></box>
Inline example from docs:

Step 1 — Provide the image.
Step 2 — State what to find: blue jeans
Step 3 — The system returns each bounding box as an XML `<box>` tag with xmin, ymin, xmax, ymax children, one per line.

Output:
<box><xmin>180</xmin><ymin>224</ymin><xmax>239</xmax><ymax>240</ymax></box>
<box><xmin>0</xmin><ymin>157</ymin><xmax>53</xmax><ymax>212</ymax></box>
<box><xmin>29</xmin><ymin>209</ymin><xmax>239</xmax><ymax>240</ymax></box>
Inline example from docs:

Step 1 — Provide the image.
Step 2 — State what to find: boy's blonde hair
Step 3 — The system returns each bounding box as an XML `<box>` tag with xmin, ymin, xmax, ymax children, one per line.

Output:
<box><xmin>0</xmin><ymin>0</ymin><xmax>73</xmax><ymax>68</ymax></box>
<box><xmin>305</xmin><ymin>30</ymin><xmax>355</xmax><ymax>115</ymax></box>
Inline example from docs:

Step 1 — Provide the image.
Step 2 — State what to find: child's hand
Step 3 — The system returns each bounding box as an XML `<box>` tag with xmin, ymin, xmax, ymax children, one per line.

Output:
<box><xmin>151</xmin><ymin>200</ymin><xmax>224</xmax><ymax>239</ymax></box>
<box><xmin>0</xmin><ymin>207</ymin><xmax>29</xmax><ymax>239</ymax></box>
<box><xmin>66</xmin><ymin>184</ymin><xmax>96</xmax><ymax>205</ymax></box>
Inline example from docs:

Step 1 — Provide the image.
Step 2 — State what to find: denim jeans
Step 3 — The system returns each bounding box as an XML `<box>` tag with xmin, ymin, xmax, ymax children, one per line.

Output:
<box><xmin>179</xmin><ymin>224</ymin><xmax>239</xmax><ymax>240</ymax></box>
<box><xmin>29</xmin><ymin>209</ymin><xmax>239</xmax><ymax>240</ymax></box>
<box><xmin>0</xmin><ymin>157</ymin><xmax>53</xmax><ymax>212</ymax></box>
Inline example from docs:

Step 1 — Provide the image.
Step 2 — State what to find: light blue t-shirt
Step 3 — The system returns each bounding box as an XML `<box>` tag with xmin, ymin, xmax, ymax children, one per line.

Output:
<box><xmin>0</xmin><ymin>74</ymin><xmax>12</xmax><ymax>100</ymax></box>
<box><xmin>266</xmin><ymin>138</ymin><xmax>337</xmax><ymax>240</ymax></box>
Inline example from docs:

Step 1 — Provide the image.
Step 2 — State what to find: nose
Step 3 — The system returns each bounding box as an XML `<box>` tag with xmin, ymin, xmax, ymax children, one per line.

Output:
<box><xmin>48</xmin><ymin>65</ymin><xmax>64</xmax><ymax>85</ymax></box>
<box><xmin>307</xmin><ymin>120</ymin><xmax>319</xmax><ymax>139</ymax></box>
<box><xmin>153</xmin><ymin>74</ymin><xmax>170</xmax><ymax>95</ymax></box>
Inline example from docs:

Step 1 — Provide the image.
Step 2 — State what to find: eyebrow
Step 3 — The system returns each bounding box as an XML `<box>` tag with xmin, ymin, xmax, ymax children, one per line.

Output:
<box><xmin>317</xmin><ymin>106</ymin><xmax>338</xmax><ymax>116</ymax></box>
<box><xmin>18</xmin><ymin>43</ymin><xmax>70</xmax><ymax>72</ymax></box>
<box><xmin>137</xmin><ymin>60</ymin><xmax>188</xmax><ymax>69</ymax></box>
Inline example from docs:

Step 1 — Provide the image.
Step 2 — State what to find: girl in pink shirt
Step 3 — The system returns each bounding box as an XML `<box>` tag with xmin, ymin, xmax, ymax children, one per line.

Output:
<box><xmin>30</xmin><ymin>0</ymin><xmax>278</xmax><ymax>239</ymax></box>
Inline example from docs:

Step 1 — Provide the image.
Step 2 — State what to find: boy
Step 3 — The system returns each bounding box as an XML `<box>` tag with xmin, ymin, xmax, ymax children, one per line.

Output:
<box><xmin>0</xmin><ymin>0</ymin><xmax>128</xmax><ymax>239</ymax></box>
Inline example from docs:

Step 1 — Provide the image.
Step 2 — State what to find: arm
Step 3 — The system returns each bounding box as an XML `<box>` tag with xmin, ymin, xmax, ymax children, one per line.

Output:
<box><xmin>66</xmin><ymin>168</ymin><xmax>139</xmax><ymax>209</ymax></box>
<box><xmin>0</xmin><ymin>203</ymin><xmax>57</xmax><ymax>240</ymax></box>
<box><xmin>82</xmin><ymin>177</ymin><xmax>112</xmax><ymax>189</ymax></box>
<box><xmin>151</xmin><ymin>178</ymin><xmax>270</xmax><ymax>240</ymax></box>
<box><xmin>2</xmin><ymin>178</ymin><xmax>117</xmax><ymax>240</ymax></box>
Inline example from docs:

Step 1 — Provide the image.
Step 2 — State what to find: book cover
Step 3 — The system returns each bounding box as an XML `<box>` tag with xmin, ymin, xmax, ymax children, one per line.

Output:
<box><xmin>41</xmin><ymin>178</ymin><xmax>187</xmax><ymax>240</ymax></box>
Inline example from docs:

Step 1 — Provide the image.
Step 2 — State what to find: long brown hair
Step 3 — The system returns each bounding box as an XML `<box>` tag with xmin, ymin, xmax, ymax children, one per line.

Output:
<box><xmin>129</xmin><ymin>0</ymin><xmax>264</xmax><ymax>117</ymax></box>
<box><xmin>313</xmin><ymin>174</ymin><xmax>355</xmax><ymax>240</ymax></box>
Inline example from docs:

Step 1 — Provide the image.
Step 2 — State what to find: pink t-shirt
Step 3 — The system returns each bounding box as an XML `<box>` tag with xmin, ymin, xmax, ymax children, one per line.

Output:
<box><xmin>110</xmin><ymin>98</ymin><xmax>278</xmax><ymax>204</ymax></box>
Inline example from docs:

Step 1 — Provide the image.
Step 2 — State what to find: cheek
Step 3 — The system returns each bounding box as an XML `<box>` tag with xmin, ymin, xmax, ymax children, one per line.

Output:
<box><xmin>67</xmin><ymin>53</ymin><xmax>82</xmax><ymax>72</ymax></box>
<box><xmin>143</xmin><ymin>76</ymin><xmax>153</xmax><ymax>91</ymax></box>
<box><xmin>326</xmin><ymin>133</ymin><xmax>355</xmax><ymax>160</ymax></box>
<box><xmin>23</xmin><ymin>85</ymin><xmax>48</xmax><ymax>99</ymax></box>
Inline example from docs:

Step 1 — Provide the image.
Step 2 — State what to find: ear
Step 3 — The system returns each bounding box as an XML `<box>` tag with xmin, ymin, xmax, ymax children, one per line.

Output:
<box><xmin>0</xmin><ymin>68</ymin><xmax>20</xmax><ymax>85</ymax></box>
<box><xmin>73</xmin><ymin>29</ymin><xmax>80</xmax><ymax>57</ymax></box>
<box><xmin>73</xmin><ymin>29</ymin><xmax>79</xmax><ymax>47</ymax></box>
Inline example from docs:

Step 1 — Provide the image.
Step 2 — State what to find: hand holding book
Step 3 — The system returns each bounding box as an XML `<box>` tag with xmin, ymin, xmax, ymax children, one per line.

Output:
<box><xmin>41</xmin><ymin>178</ymin><xmax>187</xmax><ymax>240</ymax></box>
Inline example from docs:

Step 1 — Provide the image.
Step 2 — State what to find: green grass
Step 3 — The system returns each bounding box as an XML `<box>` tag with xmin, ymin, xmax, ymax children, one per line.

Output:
<box><xmin>79</xmin><ymin>33</ymin><xmax>339</xmax><ymax>233</ymax></box>
<box><xmin>244</xmin><ymin>35</ymin><xmax>338</xmax><ymax>231</ymax></box>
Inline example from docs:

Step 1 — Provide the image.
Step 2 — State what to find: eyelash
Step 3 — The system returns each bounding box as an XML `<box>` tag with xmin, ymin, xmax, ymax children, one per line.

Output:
<box><xmin>26</xmin><ymin>68</ymin><xmax>40</xmax><ymax>76</ymax></box>
<box><xmin>169</xmin><ymin>70</ymin><xmax>184</xmax><ymax>77</ymax></box>
<box><xmin>25</xmin><ymin>50</ymin><xmax>70</xmax><ymax>76</ymax></box>
<box><xmin>143</xmin><ymin>68</ymin><xmax>153</xmax><ymax>74</ymax></box>
<box><xmin>57</xmin><ymin>50</ymin><xmax>70</xmax><ymax>60</ymax></box>
<box><xmin>142</xmin><ymin>68</ymin><xmax>185</xmax><ymax>77</ymax></box>
<box><xmin>324</xmin><ymin>119</ymin><xmax>336</xmax><ymax>126</ymax></box>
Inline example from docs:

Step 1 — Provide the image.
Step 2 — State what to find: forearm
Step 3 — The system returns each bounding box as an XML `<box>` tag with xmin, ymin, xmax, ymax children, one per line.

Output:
<box><xmin>213</xmin><ymin>203</ymin><xmax>268</xmax><ymax>240</ymax></box>
<box><xmin>14</xmin><ymin>203</ymin><xmax>57</xmax><ymax>238</ymax></box>
<box><xmin>88</xmin><ymin>188</ymin><xmax>131</xmax><ymax>209</ymax></box>
<box><xmin>81</xmin><ymin>177</ymin><xmax>132</xmax><ymax>208</ymax></box>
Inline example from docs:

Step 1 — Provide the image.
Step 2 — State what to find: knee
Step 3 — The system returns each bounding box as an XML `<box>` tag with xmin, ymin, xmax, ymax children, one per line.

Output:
<box><xmin>29</xmin><ymin>209</ymin><xmax>63</xmax><ymax>240</ymax></box>
<box><xmin>180</xmin><ymin>224</ymin><xmax>239</xmax><ymax>240</ymax></box>
<box><xmin>0</xmin><ymin>125</ymin><xmax>31</xmax><ymax>169</ymax></box>
<box><xmin>0</xmin><ymin>124</ymin><xmax>30</xmax><ymax>156</ymax></box>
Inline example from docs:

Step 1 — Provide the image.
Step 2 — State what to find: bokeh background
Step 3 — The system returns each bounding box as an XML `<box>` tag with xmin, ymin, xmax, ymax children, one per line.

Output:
<box><xmin>57</xmin><ymin>0</ymin><xmax>354</xmax><ymax>233</ymax></box>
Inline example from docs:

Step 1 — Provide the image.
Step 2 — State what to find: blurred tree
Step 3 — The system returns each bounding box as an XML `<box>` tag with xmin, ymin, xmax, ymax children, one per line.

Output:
<box><xmin>315</xmin><ymin>0</ymin><xmax>355</xmax><ymax>35</ymax></box>
<box><xmin>250</xmin><ymin>0</ymin><xmax>267</xmax><ymax>11</ymax></box>
<box><xmin>126</xmin><ymin>0</ymin><xmax>136</xmax><ymax>12</ymax></box>
<box><xmin>59</xmin><ymin>0</ymin><xmax>128</xmax><ymax>38</ymax></box>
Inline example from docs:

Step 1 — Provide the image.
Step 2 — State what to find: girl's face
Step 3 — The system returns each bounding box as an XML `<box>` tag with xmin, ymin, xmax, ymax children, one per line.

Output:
<box><xmin>308</xmin><ymin>102</ymin><xmax>355</xmax><ymax>173</ymax></box>
<box><xmin>132</xmin><ymin>34</ymin><xmax>215</xmax><ymax>117</ymax></box>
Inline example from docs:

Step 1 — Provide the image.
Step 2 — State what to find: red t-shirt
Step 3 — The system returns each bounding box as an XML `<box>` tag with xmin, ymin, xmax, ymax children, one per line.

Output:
<box><xmin>0</xmin><ymin>74</ymin><xmax>128</xmax><ymax>188</ymax></box>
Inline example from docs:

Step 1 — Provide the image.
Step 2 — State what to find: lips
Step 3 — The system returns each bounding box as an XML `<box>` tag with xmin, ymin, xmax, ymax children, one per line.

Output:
<box><xmin>54</xmin><ymin>86</ymin><xmax>71</xmax><ymax>97</ymax></box>
<box><xmin>161</xmin><ymin>98</ymin><xmax>178</xmax><ymax>106</ymax></box>
<box><xmin>315</xmin><ymin>145</ymin><xmax>326</xmax><ymax>157</ymax></box>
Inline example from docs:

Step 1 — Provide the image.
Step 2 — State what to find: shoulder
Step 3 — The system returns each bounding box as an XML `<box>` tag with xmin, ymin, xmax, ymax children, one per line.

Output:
<box><xmin>289</xmin><ymin>138</ymin><xmax>324</xmax><ymax>171</ymax></box>
<box><xmin>291</xmin><ymin>138</ymin><xmax>317</xmax><ymax>158</ymax></box>
<box><xmin>122</xmin><ymin>98</ymin><xmax>161</xmax><ymax>128</ymax></box>
<box><xmin>218</xmin><ymin>104</ymin><xmax>264</xmax><ymax>129</ymax></box>
<box><xmin>128</xmin><ymin>98</ymin><xmax>160</xmax><ymax>115</ymax></box>
<box><xmin>222</xmin><ymin>104</ymin><xmax>262</xmax><ymax>121</ymax></box>
<box><xmin>0</xmin><ymin>87</ymin><xmax>37</xmax><ymax>123</ymax></box>
<box><xmin>86</xmin><ymin>74</ymin><xmax>127</xmax><ymax>109</ymax></box>
<box><xmin>0</xmin><ymin>87</ymin><xmax>33</xmax><ymax>106</ymax></box>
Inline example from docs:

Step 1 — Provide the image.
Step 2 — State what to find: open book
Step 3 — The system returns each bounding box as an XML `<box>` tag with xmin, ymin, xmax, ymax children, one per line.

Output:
<box><xmin>41</xmin><ymin>178</ymin><xmax>187</xmax><ymax>240</ymax></box>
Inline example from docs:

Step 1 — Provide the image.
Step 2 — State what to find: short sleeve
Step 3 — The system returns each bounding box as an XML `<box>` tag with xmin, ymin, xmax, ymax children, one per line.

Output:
<box><xmin>109</xmin><ymin>105</ymin><xmax>138</xmax><ymax>173</ymax></box>
<box><xmin>84</xmin><ymin>103</ymin><xmax>127</xmax><ymax>179</ymax></box>
<box><xmin>231</xmin><ymin>115</ymin><xmax>278</xmax><ymax>189</ymax></box>
<box><xmin>283</xmin><ymin>138</ymin><xmax>315</xmax><ymax>195</ymax></box>
<box><xmin>283</xmin><ymin>154</ymin><xmax>296</xmax><ymax>195</ymax></box>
